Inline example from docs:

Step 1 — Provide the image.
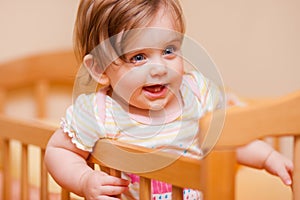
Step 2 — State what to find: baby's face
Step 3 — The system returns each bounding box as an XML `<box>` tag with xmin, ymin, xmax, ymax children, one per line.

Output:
<box><xmin>105</xmin><ymin>9</ymin><xmax>184</xmax><ymax>111</ymax></box>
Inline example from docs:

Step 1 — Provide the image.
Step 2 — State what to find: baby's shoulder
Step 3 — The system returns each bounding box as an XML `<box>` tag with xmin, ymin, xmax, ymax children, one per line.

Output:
<box><xmin>183</xmin><ymin>71</ymin><xmax>208</xmax><ymax>86</ymax></box>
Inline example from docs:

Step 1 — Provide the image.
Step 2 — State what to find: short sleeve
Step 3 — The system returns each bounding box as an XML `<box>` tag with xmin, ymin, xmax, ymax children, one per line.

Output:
<box><xmin>184</xmin><ymin>71</ymin><xmax>224</xmax><ymax>113</ymax></box>
<box><xmin>61</xmin><ymin>92</ymin><xmax>106</xmax><ymax>152</ymax></box>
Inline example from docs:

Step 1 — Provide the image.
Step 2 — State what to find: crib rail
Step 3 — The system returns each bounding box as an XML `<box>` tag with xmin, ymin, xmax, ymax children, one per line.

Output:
<box><xmin>216</xmin><ymin>90</ymin><xmax>300</xmax><ymax>148</ymax></box>
<box><xmin>89</xmin><ymin>139</ymin><xmax>204</xmax><ymax>199</ymax></box>
<box><xmin>0</xmin><ymin>115</ymin><xmax>54</xmax><ymax>148</ymax></box>
<box><xmin>88</xmin><ymin>90</ymin><xmax>300</xmax><ymax>200</ymax></box>
<box><xmin>0</xmin><ymin>51</ymin><xmax>77</xmax><ymax>91</ymax></box>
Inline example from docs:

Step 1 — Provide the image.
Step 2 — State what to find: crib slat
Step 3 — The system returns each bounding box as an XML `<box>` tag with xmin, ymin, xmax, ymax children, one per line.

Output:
<box><xmin>110</xmin><ymin>168</ymin><xmax>121</xmax><ymax>178</ymax></box>
<box><xmin>139</xmin><ymin>177</ymin><xmax>151</xmax><ymax>200</ymax></box>
<box><xmin>110</xmin><ymin>169</ymin><xmax>122</xmax><ymax>198</ymax></box>
<box><xmin>61</xmin><ymin>188</ymin><xmax>70</xmax><ymax>200</ymax></box>
<box><xmin>88</xmin><ymin>162</ymin><xmax>95</xmax><ymax>170</ymax></box>
<box><xmin>40</xmin><ymin>149</ymin><xmax>49</xmax><ymax>200</ymax></box>
<box><xmin>293</xmin><ymin>135</ymin><xmax>300</xmax><ymax>200</ymax></box>
<box><xmin>202</xmin><ymin>151</ymin><xmax>236</xmax><ymax>200</ymax></box>
<box><xmin>2</xmin><ymin>139</ymin><xmax>11</xmax><ymax>200</ymax></box>
<box><xmin>21</xmin><ymin>144</ymin><xmax>29</xmax><ymax>200</ymax></box>
<box><xmin>35</xmin><ymin>80</ymin><xmax>48</xmax><ymax>119</ymax></box>
<box><xmin>172</xmin><ymin>186</ymin><xmax>183</xmax><ymax>200</ymax></box>
<box><xmin>0</xmin><ymin>88</ymin><xmax>5</xmax><ymax>113</ymax></box>
<box><xmin>100</xmin><ymin>166</ymin><xmax>110</xmax><ymax>174</ymax></box>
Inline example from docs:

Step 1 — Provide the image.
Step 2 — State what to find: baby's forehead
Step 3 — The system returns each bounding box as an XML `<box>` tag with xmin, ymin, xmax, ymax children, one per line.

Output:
<box><xmin>120</xmin><ymin>28</ymin><xmax>183</xmax><ymax>54</ymax></box>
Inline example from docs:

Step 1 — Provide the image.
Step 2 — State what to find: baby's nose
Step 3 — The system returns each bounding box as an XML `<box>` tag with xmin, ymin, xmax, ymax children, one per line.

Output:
<box><xmin>150</xmin><ymin>64</ymin><xmax>167</xmax><ymax>77</ymax></box>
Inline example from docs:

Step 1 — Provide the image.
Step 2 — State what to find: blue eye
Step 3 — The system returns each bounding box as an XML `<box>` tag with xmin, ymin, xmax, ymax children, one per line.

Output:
<box><xmin>163</xmin><ymin>46</ymin><xmax>176</xmax><ymax>55</ymax></box>
<box><xmin>130</xmin><ymin>54</ymin><xmax>146</xmax><ymax>64</ymax></box>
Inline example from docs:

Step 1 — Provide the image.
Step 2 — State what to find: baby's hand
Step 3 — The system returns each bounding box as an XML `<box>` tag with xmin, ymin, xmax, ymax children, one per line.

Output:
<box><xmin>80</xmin><ymin>170</ymin><xmax>130</xmax><ymax>200</ymax></box>
<box><xmin>263</xmin><ymin>150</ymin><xmax>294</xmax><ymax>186</ymax></box>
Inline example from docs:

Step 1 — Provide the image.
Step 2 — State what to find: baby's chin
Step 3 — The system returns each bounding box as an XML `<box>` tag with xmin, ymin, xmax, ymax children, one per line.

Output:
<box><xmin>149</xmin><ymin>103</ymin><xmax>165</xmax><ymax>111</ymax></box>
<box><xmin>145</xmin><ymin>98</ymin><xmax>170</xmax><ymax>111</ymax></box>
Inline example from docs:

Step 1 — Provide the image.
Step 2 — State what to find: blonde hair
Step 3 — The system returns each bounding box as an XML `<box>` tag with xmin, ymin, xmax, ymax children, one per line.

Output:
<box><xmin>73</xmin><ymin>0</ymin><xmax>185</xmax><ymax>70</ymax></box>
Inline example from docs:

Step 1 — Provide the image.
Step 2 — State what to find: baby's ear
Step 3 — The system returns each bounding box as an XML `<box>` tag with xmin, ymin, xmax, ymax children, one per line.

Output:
<box><xmin>83</xmin><ymin>54</ymin><xmax>110</xmax><ymax>86</ymax></box>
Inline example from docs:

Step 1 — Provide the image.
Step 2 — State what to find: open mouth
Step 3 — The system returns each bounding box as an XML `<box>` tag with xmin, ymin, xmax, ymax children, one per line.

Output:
<box><xmin>143</xmin><ymin>84</ymin><xmax>166</xmax><ymax>93</ymax></box>
<box><xmin>142</xmin><ymin>84</ymin><xmax>168</xmax><ymax>98</ymax></box>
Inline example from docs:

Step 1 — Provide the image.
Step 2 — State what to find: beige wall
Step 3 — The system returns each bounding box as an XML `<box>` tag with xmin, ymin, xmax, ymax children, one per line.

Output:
<box><xmin>182</xmin><ymin>0</ymin><xmax>300</xmax><ymax>97</ymax></box>
<box><xmin>1</xmin><ymin>0</ymin><xmax>299</xmax><ymax>97</ymax></box>
<box><xmin>0</xmin><ymin>0</ymin><xmax>78</xmax><ymax>62</ymax></box>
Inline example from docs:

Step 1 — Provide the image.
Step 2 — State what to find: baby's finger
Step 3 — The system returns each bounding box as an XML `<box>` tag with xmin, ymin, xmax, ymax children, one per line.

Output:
<box><xmin>95</xmin><ymin>195</ymin><xmax>121</xmax><ymax>200</ymax></box>
<box><xmin>100</xmin><ymin>185</ymin><xmax>129</xmax><ymax>196</ymax></box>
<box><xmin>286</xmin><ymin>160</ymin><xmax>294</xmax><ymax>173</ymax></box>
<box><xmin>101</xmin><ymin>175</ymin><xmax>130</xmax><ymax>186</ymax></box>
<box><xmin>277</xmin><ymin>169</ymin><xmax>292</xmax><ymax>186</ymax></box>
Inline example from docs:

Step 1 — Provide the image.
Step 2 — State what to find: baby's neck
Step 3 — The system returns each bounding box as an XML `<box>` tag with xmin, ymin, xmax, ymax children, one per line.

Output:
<box><xmin>114</xmin><ymin>94</ymin><xmax>183</xmax><ymax>125</ymax></box>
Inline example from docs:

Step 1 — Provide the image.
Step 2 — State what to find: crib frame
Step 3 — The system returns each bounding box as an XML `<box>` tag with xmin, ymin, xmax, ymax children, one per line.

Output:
<box><xmin>0</xmin><ymin>50</ymin><xmax>299</xmax><ymax>200</ymax></box>
<box><xmin>89</xmin><ymin>89</ymin><xmax>300</xmax><ymax>200</ymax></box>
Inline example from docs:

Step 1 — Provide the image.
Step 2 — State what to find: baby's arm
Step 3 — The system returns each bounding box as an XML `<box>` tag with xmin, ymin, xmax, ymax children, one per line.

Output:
<box><xmin>44</xmin><ymin>129</ymin><xmax>129</xmax><ymax>199</ymax></box>
<box><xmin>236</xmin><ymin>140</ymin><xmax>293</xmax><ymax>186</ymax></box>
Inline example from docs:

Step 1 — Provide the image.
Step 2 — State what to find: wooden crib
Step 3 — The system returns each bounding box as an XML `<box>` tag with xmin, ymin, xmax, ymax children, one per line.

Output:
<box><xmin>0</xmin><ymin>50</ymin><xmax>77</xmax><ymax>199</ymax></box>
<box><xmin>0</xmin><ymin>50</ymin><xmax>299</xmax><ymax>200</ymax></box>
